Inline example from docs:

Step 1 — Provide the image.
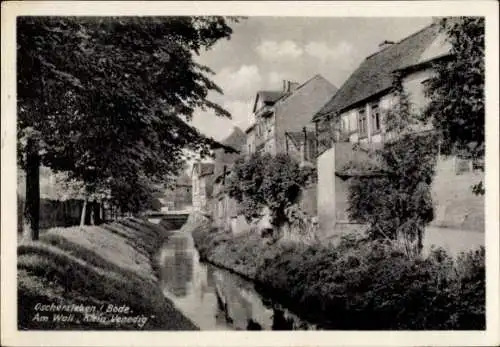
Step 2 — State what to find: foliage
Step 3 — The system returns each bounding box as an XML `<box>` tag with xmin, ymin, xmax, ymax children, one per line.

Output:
<box><xmin>347</xmin><ymin>134</ymin><xmax>438</xmax><ymax>251</ymax></box>
<box><xmin>17</xmin><ymin>16</ymin><xmax>240</xmax><ymax>213</ymax></box>
<box><xmin>191</xmin><ymin>223</ymin><xmax>485</xmax><ymax>330</ymax></box>
<box><xmin>345</xmin><ymin>89</ymin><xmax>438</xmax><ymax>256</ymax></box>
<box><xmin>226</xmin><ymin>152</ymin><xmax>315</xmax><ymax>226</ymax></box>
<box><xmin>423</xmin><ymin>17</ymin><xmax>485</xmax><ymax>194</ymax></box>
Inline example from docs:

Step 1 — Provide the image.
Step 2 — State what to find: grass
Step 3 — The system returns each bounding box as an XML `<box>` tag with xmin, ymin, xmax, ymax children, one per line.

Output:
<box><xmin>18</xmin><ymin>218</ymin><xmax>198</xmax><ymax>330</ymax></box>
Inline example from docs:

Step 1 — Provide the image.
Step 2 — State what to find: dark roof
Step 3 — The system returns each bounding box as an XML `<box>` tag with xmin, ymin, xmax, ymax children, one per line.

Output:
<box><xmin>213</xmin><ymin>127</ymin><xmax>246</xmax><ymax>179</ymax></box>
<box><xmin>277</xmin><ymin>74</ymin><xmax>333</xmax><ymax>104</ymax></box>
<box><xmin>252</xmin><ymin>90</ymin><xmax>285</xmax><ymax>113</ymax></box>
<box><xmin>222</xmin><ymin>126</ymin><xmax>246</xmax><ymax>150</ymax></box>
<box><xmin>175</xmin><ymin>173</ymin><xmax>191</xmax><ymax>187</ymax></box>
<box><xmin>313</xmin><ymin>24</ymin><xmax>443</xmax><ymax>121</ymax></box>
<box><xmin>192</xmin><ymin>163</ymin><xmax>215</xmax><ymax>177</ymax></box>
<box><xmin>273</xmin><ymin>74</ymin><xmax>338</xmax><ymax>134</ymax></box>
<box><xmin>245</xmin><ymin>123</ymin><xmax>256</xmax><ymax>134</ymax></box>
<box><xmin>258</xmin><ymin>90</ymin><xmax>285</xmax><ymax>103</ymax></box>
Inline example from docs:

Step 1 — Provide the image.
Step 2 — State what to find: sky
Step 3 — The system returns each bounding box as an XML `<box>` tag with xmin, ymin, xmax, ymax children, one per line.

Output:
<box><xmin>190</xmin><ymin>16</ymin><xmax>434</xmax><ymax>142</ymax></box>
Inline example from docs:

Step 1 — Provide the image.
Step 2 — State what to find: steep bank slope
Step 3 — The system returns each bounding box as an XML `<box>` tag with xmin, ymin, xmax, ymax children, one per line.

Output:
<box><xmin>18</xmin><ymin>218</ymin><xmax>198</xmax><ymax>330</ymax></box>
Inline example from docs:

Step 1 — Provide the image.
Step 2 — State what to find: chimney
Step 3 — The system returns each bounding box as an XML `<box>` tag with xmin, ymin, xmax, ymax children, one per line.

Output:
<box><xmin>378</xmin><ymin>40</ymin><xmax>395</xmax><ymax>51</ymax></box>
<box><xmin>282</xmin><ymin>80</ymin><xmax>300</xmax><ymax>93</ymax></box>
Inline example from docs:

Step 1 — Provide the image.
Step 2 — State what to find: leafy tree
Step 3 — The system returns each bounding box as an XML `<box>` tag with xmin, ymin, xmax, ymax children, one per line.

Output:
<box><xmin>345</xmin><ymin>87</ymin><xmax>438</xmax><ymax>257</ymax></box>
<box><xmin>346</xmin><ymin>135</ymin><xmax>438</xmax><ymax>256</ymax></box>
<box><xmin>423</xmin><ymin>17</ymin><xmax>485</xmax><ymax>194</ymax></box>
<box><xmin>17</xmin><ymin>16</ymin><xmax>240</xmax><ymax>239</ymax></box>
<box><xmin>227</xmin><ymin>152</ymin><xmax>314</xmax><ymax>227</ymax></box>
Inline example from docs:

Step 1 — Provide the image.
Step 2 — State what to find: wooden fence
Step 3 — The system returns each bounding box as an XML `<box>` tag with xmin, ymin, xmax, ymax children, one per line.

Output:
<box><xmin>17</xmin><ymin>196</ymin><xmax>108</xmax><ymax>232</ymax></box>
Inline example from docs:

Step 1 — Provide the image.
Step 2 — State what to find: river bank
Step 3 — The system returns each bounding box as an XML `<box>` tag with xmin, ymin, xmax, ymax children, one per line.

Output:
<box><xmin>186</xmin><ymin>214</ymin><xmax>485</xmax><ymax>330</ymax></box>
<box><xmin>156</xmin><ymin>231</ymin><xmax>318</xmax><ymax>330</ymax></box>
<box><xmin>18</xmin><ymin>218</ymin><xmax>198</xmax><ymax>330</ymax></box>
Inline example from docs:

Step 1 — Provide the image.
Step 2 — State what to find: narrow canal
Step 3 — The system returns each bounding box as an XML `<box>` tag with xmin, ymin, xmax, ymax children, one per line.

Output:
<box><xmin>157</xmin><ymin>231</ymin><xmax>316</xmax><ymax>330</ymax></box>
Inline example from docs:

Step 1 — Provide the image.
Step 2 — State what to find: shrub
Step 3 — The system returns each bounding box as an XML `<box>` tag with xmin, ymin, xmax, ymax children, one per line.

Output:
<box><xmin>345</xmin><ymin>89</ymin><xmax>439</xmax><ymax>256</ymax></box>
<box><xmin>227</xmin><ymin>152</ymin><xmax>314</xmax><ymax>227</ymax></box>
<box><xmin>192</xmin><ymin>217</ymin><xmax>485</xmax><ymax>330</ymax></box>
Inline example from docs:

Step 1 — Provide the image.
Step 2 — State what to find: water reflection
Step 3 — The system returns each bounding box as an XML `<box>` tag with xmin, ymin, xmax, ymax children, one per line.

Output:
<box><xmin>158</xmin><ymin>232</ymin><xmax>316</xmax><ymax>330</ymax></box>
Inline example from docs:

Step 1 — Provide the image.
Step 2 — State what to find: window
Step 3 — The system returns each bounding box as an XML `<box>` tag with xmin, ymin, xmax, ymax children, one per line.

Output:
<box><xmin>342</xmin><ymin>118</ymin><xmax>348</xmax><ymax>132</ymax></box>
<box><xmin>371</xmin><ymin>104</ymin><xmax>381</xmax><ymax>133</ymax></box>
<box><xmin>349</xmin><ymin>112</ymin><xmax>358</xmax><ymax>131</ymax></box>
<box><xmin>218</xmin><ymin>199</ymin><xmax>224</xmax><ymax>218</ymax></box>
<box><xmin>268</xmin><ymin>123</ymin><xmax>274</xmax><ymax>136</ymax></box>
<box><xmin>358</xmin><ymin>109</ymin><xmax>367</xmax><ymax>137</ymax></box>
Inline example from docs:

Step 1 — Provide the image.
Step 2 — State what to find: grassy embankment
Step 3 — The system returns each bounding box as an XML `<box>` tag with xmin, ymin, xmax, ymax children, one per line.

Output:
<box><xmin>186</xmin><ymin>214</ymin><xmax>485</xmax><ymax>330</ymax></box>
<box><xmin>18</xmin><ymin>218</ymin><xmax>198</xmax><ymax>330</ymax></box>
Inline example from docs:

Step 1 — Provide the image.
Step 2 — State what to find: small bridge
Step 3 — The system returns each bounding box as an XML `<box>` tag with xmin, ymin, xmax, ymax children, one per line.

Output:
<box><xmin>144</xmin><ymin>210</ymin><xmax>190</xmax><ymax>230</ymax></box>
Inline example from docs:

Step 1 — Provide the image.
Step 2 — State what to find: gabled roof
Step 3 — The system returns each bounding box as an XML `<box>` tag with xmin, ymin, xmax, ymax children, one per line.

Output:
<box><xmin>175</xmin><ymin>173</ymin><xmax>191</xmax><ymax>187</ymax></box>
<box><xmin>313</xmin><ymin>23</ymin><xmax>449</xmax><ymax>121</ymax></box>
<box><xmin>213</xmin><ymin>127</ymin><xmax>246</xmax><ymax>179</ymax></box>
<box><xmin>245</xmin><ymin>123</ymin><xmax>256</xmax><ymax>134</ymax></box>
<box><xmin>258</xmin><ymin>90</ymin><xmax>285</xmax><ymax>103</ymax></box>
<box><xmin>192</xmin><ymin>162</ymin><xmax>215</xmax><ymax>178</ymax></box>
<box><xmin>252</xmin><ymin>90</ymin><xmax>285</xmax><ymax>113</ymax></box>
<box><xmin>273</xmin><ymin>74</ymin><xmax>338</xmax><ymax>134</ymax></box>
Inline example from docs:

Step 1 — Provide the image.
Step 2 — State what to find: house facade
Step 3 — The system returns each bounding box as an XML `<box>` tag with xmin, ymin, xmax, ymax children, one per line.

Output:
<box><xmin>163</xmin><ymin>173</ymin><xmax>192</xmax><ymax>211</ymax></box>
<box><xmin>313</xmin><ymin>25</ymin><xmax>453</xmax><ymax>151</ymax></box>
<box><xmin>246</xmin><ymin>90</ymin><xmax>284</xmax><ymax>156</ymax></box>
<box><xmin>209</xmin><ymin>127</ymin><xmax>246</xmax><ymax>229</ymax></box>
<box><xmin>247</xmin><ymin>75</ymin><xmax>338</xmax><ymax>166</ymax></box>
<box><xmin>284</xmin><ymin>129</ymin><xmax>317</xmax><ymax>165</ymax></box>
<box><xmin>191</xmin><ymin>162</ymin><xmax>215</xmax><ymax>212</ymax></box>
<box><xmin>312</xmin><ymin>23</ymin><xmax>484</xmax><ymax>232</ymax></box>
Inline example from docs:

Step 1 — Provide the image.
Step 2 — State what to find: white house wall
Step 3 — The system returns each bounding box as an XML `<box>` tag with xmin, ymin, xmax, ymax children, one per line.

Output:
<box><xmin>341</xmin><ymin>68</ymin><xmax>433</xmax><ymax>146</ymax></box>
<box><xmin>401</xmin><ymin>68</ymin><xmax>434</xmax><ymax>113</ymax></box>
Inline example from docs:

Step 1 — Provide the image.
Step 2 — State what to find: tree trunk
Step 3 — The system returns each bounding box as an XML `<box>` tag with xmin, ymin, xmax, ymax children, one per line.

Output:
<box><xmin>89</xmin><ymin>202</ymin><xmax>96</xmax><ymax>225</ymax></box>
<box><xmin>80</xmin><ymin>199</ymin><xmax>87</xmax><ymax>227</ymax></box>
<box><xmin>94</xmin><ymin>202</ymin><xmax>102</xmax><ymax>225</ymax></box>
<box><xmin>85</xmin><ymin>201</ymin><xmax>92</xmax><ymax>225</ymax></box>
<box><xmin>416</xmin><ymin>224</ymin><xmax>424</xmax><ymax>255</ymax></box>
<box><xmin>23</xmin><ymin>137</ymin><xmax>40</xmax><ymax>241</ymax></box>
<box><xmin>89</xmin><ymin>201</ymin><xmax>95</xmax><ymax>225</ymax></box>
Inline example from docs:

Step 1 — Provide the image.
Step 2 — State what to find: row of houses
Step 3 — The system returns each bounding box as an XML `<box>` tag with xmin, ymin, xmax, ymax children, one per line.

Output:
<box><xmin>190</xmin><ymin>22</ymin><xmax>484</xmax><ymax>236</ymax></box>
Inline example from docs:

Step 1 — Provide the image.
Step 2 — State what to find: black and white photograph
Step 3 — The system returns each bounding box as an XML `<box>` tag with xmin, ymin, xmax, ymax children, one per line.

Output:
<box><xmin>1</xmin><ymin>1</ymin><xmax>499</xmax><ymax>346</ymax></box>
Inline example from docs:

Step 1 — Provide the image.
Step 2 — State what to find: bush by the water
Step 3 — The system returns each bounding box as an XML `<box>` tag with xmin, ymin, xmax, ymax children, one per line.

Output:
<box><xmin>18</xmin><ymin>218</ymin><xmax>198</xmax><ymax>330</ymax></box>
<box><xmin>191</xmin><ymin>222</ymin><xmax>485</xmax><ymax>330</ymax></box>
